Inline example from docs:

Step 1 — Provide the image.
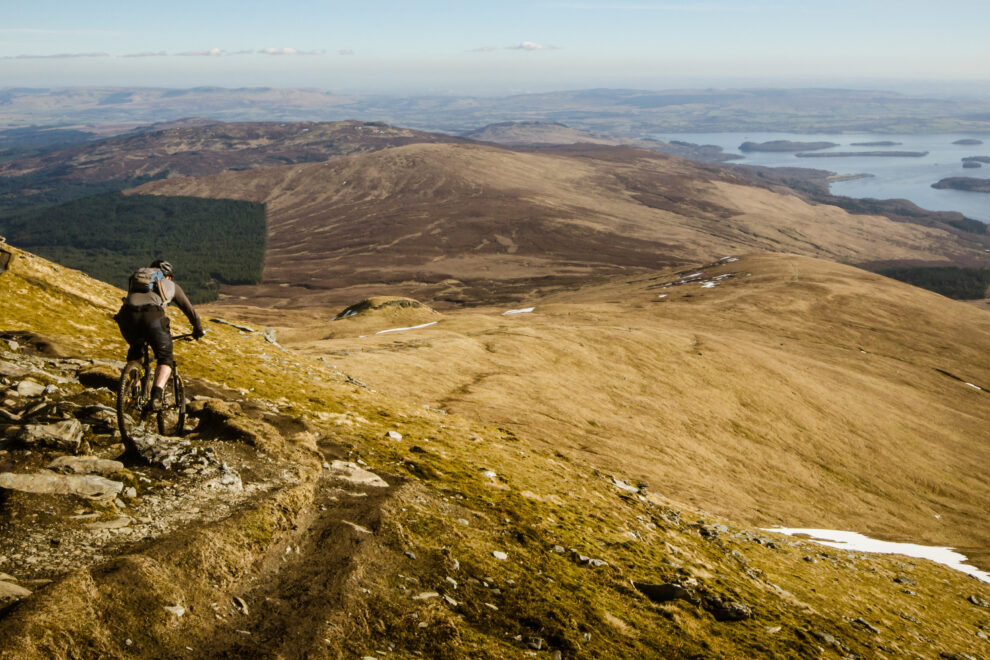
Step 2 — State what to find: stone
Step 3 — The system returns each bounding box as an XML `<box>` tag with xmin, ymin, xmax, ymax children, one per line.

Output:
<box><xmin>164</xmin><ymin>604</ymin><xmax>185</xmax><ymax>618</ymax></box>
<box><xmin>0</xmin><ymin>360</ymin><xmax>29</xmax><ymax>379</ymax></box>
<box><xmin>328</xmin><ymin>461</ymin><xmax>389</xmax><ymax>488</ymax></box>
<box><xmin>0</xmin><ymin>471</ymin><xmax>124</xmax><ymax>501</ymax></box>
<box><xmin>0</xmin><ymin>581</ymin><xmax>32</xmax><ymax>607</ymax></box>
<box><xmin>385</xmin><ymin>430</ymin><xmax>402</xmax><ymax>441</ymax></box>
<box><xmin>85</xmin><ymin>517</ymin><xmax>132</xmax><ymax>530</ymax></box>
<box><xmin>525</xmin><ymin>637</ymin><xmax>545</xmax><ymax>650</ymax></box>
<box><xmin>47</xmin><ymin>456</ymin><xmax>124</xmax><ymax>475</ymax></box>
<box><xmin>412</xmin><ymin>591</ymin><xmax>439</xmax><ymax>601</ymax></box>
<box><xmin>492</xmin><ymin>551</ymin><xmax>508</xmax><ymax>561</ymax></box>
<box><xmin>632</xmin><ymin>581</ymin><xmax>697</xmax><ymax>604</ymax></box>
<box><xmin>968</xmin><ymin>595</ymin><xmax>990</xmax><ymax>608</ymax></box>
<box><xmin>704</xmin><ymin>596</ymin><xmax>753</xmax><ymax>622</ymax></box>
<box><xmin>16</xmin><ymin>419</ymin><xmax>84</xmax><ymax>452</ymax></box>
<box><xmin>852</xmin><ymin>618</ymin><xmax>880</xmax><ymax>634</ymax></box>
<box><xmin>15</xmin><ymin>380</ymin><xmax>46</xmax><ymax>397</ymax></box>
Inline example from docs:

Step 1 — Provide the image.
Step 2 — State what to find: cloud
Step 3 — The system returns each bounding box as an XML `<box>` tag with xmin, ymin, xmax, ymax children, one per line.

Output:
<box><xmin>122</xmin><ymin>51</ymin><xmax>168</xmax><ymax>58</ymax></box>
<box><xmin>10</xmin><ymin>52</ymin><xmax>110</xmax><ymax>59</ymax></box>
<box><xmin>507</xmin><ymin>41</ymin><xmax>559</xmax><ymax>51</ymax></box>
<box><xmin>338</xmin><ymin>49</ymin><xmax>355</xmax><ymax>56</ymax></box>
<box><xmin>177</xmin><ymin>48</ymin><xmax>227</xmax><ymax>57</ymax></box>
<box><xmin>259</xmin><ymin>47</ymin><xmax>327</xmax><ymax>56</ymax></box>
<box><xmin>469</xmin><ymin>46</ymin><xmax>498</xmax><ymax>53</ymax></box>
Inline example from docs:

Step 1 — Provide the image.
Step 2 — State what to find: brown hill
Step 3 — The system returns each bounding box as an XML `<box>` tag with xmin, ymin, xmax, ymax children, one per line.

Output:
<box><xmin>132</xmin><ymin>142</ymin><xmax>990</xmax><ymax>309</ymax></box>
<box><xmin>0</xmin><ymin>120</ymin><xmax>467</xmax><ymax>188</ymax></box>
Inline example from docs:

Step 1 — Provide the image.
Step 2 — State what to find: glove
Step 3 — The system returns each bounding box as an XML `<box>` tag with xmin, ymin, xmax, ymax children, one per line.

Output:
<box><xmin>192</xmin><ymin>327</ymin><xmax>206</xmax><ymax>340</ymax></box>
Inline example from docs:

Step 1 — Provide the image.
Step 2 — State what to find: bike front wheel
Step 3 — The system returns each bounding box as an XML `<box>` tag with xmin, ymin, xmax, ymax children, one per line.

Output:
<box><xmin>157</xmin><ymin>372</ymin><xmax>186</xmax><ymax>436</ymax></box>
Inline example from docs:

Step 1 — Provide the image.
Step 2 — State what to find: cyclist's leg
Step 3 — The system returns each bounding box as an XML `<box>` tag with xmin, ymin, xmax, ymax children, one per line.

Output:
<box><xmin>114</xmin><ymin>307</ymin><xmax>147</xmax><ymax>363</ymax></box>
<box><xmin>145</xmin><ymin>313</ymin><xmax>175</xmax><ymax>405</ymax></box>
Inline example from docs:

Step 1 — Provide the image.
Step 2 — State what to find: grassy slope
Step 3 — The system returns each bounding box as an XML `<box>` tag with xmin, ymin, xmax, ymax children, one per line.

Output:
<box><xmin>3</xmin><ymin>248</ymin><xmax>990</xmax><ymax>657</ymax></box>
<box><xmin>273</xmin><ymin>253</ymin><xmax>990</xmax><ymax>573</ymax></box>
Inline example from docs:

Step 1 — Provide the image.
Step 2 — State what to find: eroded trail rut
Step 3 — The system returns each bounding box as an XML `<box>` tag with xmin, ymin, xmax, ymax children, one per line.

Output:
<box><xmin>199</xmin><ymin>450</ymin><xmax>404</xmax><ymax>658</ymax></box>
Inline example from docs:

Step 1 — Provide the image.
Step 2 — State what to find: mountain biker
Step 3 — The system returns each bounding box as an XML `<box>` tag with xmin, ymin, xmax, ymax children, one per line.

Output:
<box><xmin>114</xmin><ymin>260</ymin><xmax>205</xmax><ymax>410</ymax></box>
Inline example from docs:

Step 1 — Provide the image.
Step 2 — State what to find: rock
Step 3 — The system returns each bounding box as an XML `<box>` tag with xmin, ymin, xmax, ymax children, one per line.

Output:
<box><xmin>164</xmin><ymin>604</ymin><xmax>185</xmax><ymax>618</ymax></box>
<box><xmin>0</xmin><ymin>581</ymin><xmax>32</xmax><ymax>607</ymax></box>
<box><xmin>15</xmin><ymin>380</ymin><xmax>46</xmax><ymax>397</ymax></box>
<box><xmin>704</xmin><ymin>596</ymin><xmax>753</xmax><ymax>622</ymax></box>
<box><xmin>968</xmin><ymin>595</ymin><xmax>990</xmax><ymax>608</ymax></box>
<box><xmin>0</xmin><ymin>471</ymin><xmax>124</xmax><ymax>501</ymax></box>
<box><xmin>84</xmin><ymin>517</ymin><xmax>132</xmax><ymax>530</ymax></box>
<box><xmin>893</xmin><ymin>576</ymin><xmax>918</xmax><ymax>585</ymax></box>
<box><xmin>0</xmin><ymin>360</ymin><xmax>29</xmax><ymax>379</ymax></box>
<box><xmin>412</xmin><ymin>591</ymin><xmax>440</xmax><ymax>600</ymax></box>
<box><xmin>633</xmin><ymin>581</ymin><xmax>697</xmax><ymax>604</ymax></box>
<box><xmin>232</xmin><ymin>596</ymin><xmax>249</xmax><ymax>615</ymax></box>
<box><xmin>16</xmin><ymin>419</ymin><xmax>84</xmax><ymax>452</ymax></box>
<box><xmin>385</xmin><ymin>430</ymin><xmax>402</xmax><ymax>441</ymax></box>
<box><xmin>524</xmin><ymin>636</ymin><xmax>545</xmax><ymax>650</ymax></box>
<box><xmin>47</xmin><ymin>456</ymin><xmax>124</xmax><ymax>475</ymax></box>
<box><xmin>328</xmin><ymin>461</ymin><xmax>389</xmax><ymax>488</ymax></box>
<box><xmin>492</xmin><ymin>551</ymin><xmax>508</xmax><ymax>561</ymax></box>
<box><xmin>852</xmin><ymin>618</ymin><xmax>880</xmax><ymax>634</ymax></box>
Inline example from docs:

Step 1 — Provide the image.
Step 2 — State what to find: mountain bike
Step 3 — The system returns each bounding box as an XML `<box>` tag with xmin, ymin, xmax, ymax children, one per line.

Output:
<box><xmin>116</xmin><ymin>334</ymin><xmax>190</xmax><ymax>445</ymax></box>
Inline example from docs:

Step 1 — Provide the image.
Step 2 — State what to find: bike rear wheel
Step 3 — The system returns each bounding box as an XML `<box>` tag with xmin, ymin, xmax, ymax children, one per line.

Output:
<box><xmin>117</xmin><ymin>361</ymin><xmax>148</xmax><ymax>442</ymax></box>
<box><xmin>157</xmin><ymin>372</ymin><xmax>186</xmax><ymax>436</ymax></box>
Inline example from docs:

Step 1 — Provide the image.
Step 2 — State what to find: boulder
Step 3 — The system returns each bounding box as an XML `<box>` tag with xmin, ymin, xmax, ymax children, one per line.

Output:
<box><xmin>16</xmin><ymin>419</ymin><xmax>84</xmax><ymax>452</ymax></box>
<box><xmin>0</xmin><ymin>581</ymin><xmax>32</xmax><ymax>607</ymax></box>
<box><xmin>0</xmin><ymin>471</ymin><xmax>123</xmax><ymax>501</ymax></box>
<box><xmin>329</xmin><ymin>461</ymin><xmax>389</xmax><ymax>488</ymax></box>
<box><xmin>47</xmin><ymin>456</ymin><xmax>125</xmax><ymax>475</ymax></box>
<box><xmin>15</xmin><ymin>381</ymin><xmax>46</xmax><ymax>398</ymax></box>
<box><xmin>0</xmin><ymin>360</ymin><xmax>29</xmax><ymax>379</ymax></box>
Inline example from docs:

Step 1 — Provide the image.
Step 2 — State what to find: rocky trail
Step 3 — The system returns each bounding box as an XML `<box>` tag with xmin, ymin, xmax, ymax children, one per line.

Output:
<box><xmin>0</xmin><ymin>330</ymin><xmax>408</xmax><ymax>658</ymax></box>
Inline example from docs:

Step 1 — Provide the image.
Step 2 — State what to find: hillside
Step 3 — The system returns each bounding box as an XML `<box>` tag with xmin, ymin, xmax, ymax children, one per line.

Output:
<box><xmin>276</xmin><ymin>252</ymin><xmax>990</xmax><ymax>569</ymax></box>
<box><xmin>0</xmin><ymin>120</ymin><xmax>466</xmax><ymax>209</ymax></box>
<box><xmin>1</xmin><ymin>244</ymin><xmax>989</xmax><ymax>658</ymax></box>
<box><xmin>132</xmin><ymin>141</ymin><xmax>990</xmax><ymax>309</ymax></box>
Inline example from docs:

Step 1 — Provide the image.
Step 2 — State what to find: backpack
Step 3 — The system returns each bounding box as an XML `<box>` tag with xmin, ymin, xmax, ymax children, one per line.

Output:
<box><xmin>128</xmin><ymin>267</ymin><xmax>166</xmax><ymax>294</ymax></box>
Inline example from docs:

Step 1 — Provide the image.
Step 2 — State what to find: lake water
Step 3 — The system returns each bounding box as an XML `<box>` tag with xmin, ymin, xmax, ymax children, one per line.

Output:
<box><xmin>653</xmin><ymin>132</ymin><xmax>990</xmax><ymax>223</ymax></box>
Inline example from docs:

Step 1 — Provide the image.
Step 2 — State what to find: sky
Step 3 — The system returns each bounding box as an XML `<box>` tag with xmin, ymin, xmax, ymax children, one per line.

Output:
<box><xmin>2</xmin><ymin>0</ymin><xmax>989</xmax><ymax>95</ymax></box>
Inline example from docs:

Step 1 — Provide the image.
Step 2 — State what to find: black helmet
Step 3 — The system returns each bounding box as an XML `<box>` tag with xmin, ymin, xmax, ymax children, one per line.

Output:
<box><xmin>150</xmin><ymin>260</ymin><xmax>174</xmax><ymax>277</ymax></box>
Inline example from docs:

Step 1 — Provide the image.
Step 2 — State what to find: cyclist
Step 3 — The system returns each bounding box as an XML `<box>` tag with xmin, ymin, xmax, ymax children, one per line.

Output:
<box><xmin>114</xmin><ymin>260</ymin><xmax>205</xmax><ymax>410</ymax></box>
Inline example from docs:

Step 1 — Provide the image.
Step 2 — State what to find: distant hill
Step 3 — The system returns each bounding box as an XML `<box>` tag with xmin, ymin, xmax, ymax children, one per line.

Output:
<box><xmin>3</xmin><ymin>86</ymin><xmax>990</xmax><ymax>135</ymax></box>
<box><xmin>131</xmin><ymin>141</ymin><xmax>990</xmax><ymax>309</ymax></box>
<box><xmin>0</xmin><ymin>120</ymin><xmax>467</xmax><ymax>210</ymax></box>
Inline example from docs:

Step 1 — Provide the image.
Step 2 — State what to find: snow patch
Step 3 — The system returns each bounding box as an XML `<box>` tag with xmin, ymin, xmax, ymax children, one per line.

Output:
<box><xmin>375</xmin><ymin>321</ymin><xmax>438</xmax><ymax>335</ymax></box>
<box><xmin>503</xmin><ymin>307</ymin><xmax>535</xmax><ymax>315</ymax></box>
<box><xmin>767</xmin><ymin>528</ymin><xmax>990</xmax><ymax>582</ymax></box>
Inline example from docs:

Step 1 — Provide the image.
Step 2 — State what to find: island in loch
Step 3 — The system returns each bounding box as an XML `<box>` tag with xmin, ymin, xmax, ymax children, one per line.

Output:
<box><xmin>932</xmin><ymin>177</ymin><xmax>990</xmax><ymax>192</ymax></box>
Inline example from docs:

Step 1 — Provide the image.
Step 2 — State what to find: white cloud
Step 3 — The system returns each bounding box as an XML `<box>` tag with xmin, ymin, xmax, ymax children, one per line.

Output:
<box><xmin>469</xmin><ymin>46</ymin><xmax>498</xmax><ymax>53</ymax></box>
<box><xmin>122</xmin><ymin>51</ymin><xmax>168</xmax><ymax>58</ymax></box>
<box><xmin>177</xmin><ymin>48</ymin><xmax>226</xmax><ymax>57</ymax></box>
<box><xmin>259</xmin><ymin>47</ymin><xmax>326</xmax><ymax>56</ymax></box>
<box><xmin>508</xmin><ymin>41</ymin><xmax>558</xmax><ymax>51</ymax></box>
<box><xmin>10</xmin><ymin>52</ymin><xmax>110</xmax><ymax>59</ymax></box>
<box><xmin>338</xmin><ymin>49</ymin><xmax>355</xmax><ymax>56</ymax></box>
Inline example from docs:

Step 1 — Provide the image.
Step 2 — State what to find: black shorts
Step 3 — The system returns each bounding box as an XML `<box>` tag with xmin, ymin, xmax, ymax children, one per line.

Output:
<box><xmin>114</xmin><ymin>305</ymin><xmax>174</xmax><ymax>367</ymax></box>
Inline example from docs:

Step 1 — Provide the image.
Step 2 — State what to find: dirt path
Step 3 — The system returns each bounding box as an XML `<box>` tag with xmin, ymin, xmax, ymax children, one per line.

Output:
<box><xmin>197</xmin><ymin>448</ymin><xmax>403</xmax><ymax>658</ymax></box>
